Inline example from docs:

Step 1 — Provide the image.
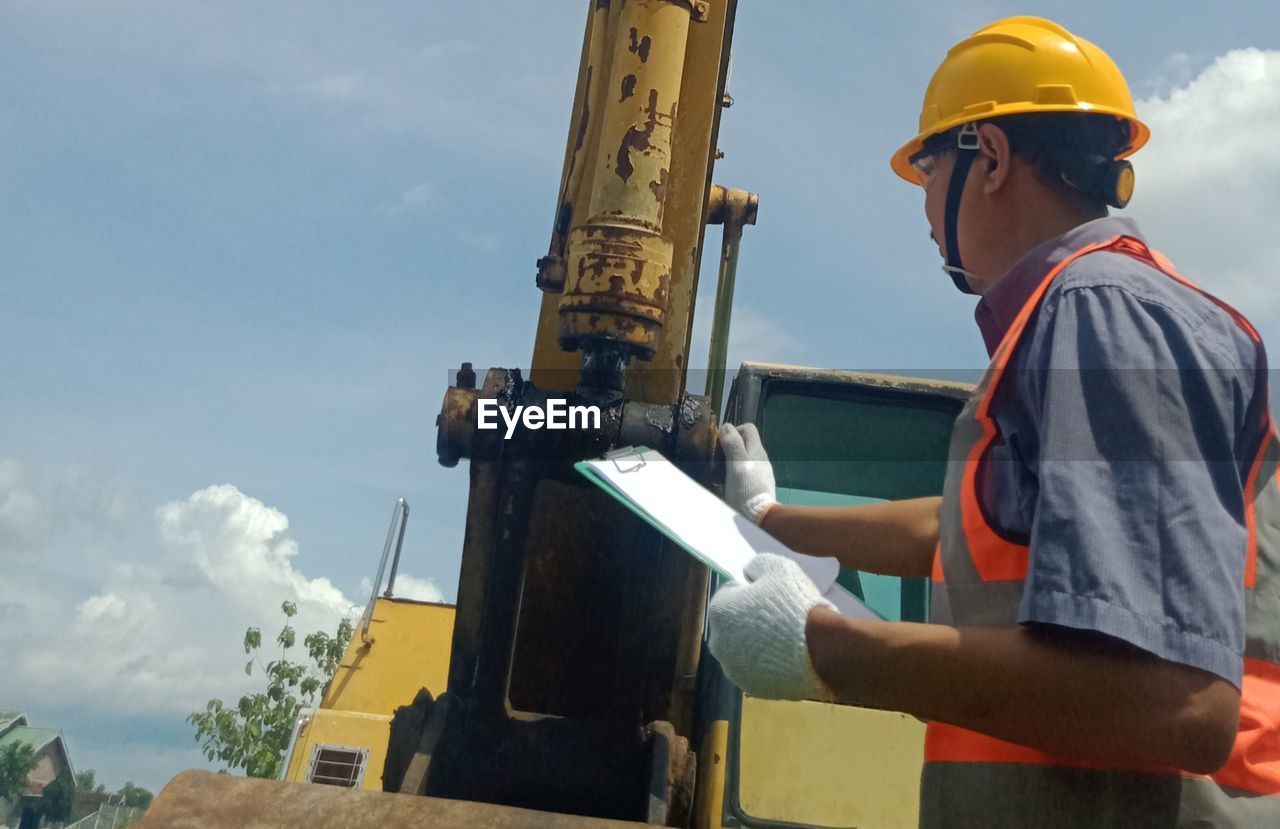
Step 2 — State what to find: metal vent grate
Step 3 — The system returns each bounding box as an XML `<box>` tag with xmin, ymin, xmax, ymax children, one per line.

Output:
<box><xmin>306</xmin><ymin>744</ymin><xmax>369</xmax><ymax>788</ymax></box>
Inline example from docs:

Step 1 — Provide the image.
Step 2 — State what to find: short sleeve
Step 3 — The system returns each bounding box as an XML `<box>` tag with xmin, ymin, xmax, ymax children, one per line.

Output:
<box><xmin>1015</xmin><ymin>279</ymin><xmax>1250</xmax><ymax>687</ymax></box>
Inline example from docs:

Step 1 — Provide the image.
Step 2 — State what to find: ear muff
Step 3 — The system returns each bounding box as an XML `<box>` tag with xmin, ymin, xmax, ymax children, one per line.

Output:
<box><xmin>1061</xmin><ymin>154</ymin><xmax>1135</xmax><ymax>209</ymax></box>
<box><xmin>1107</xmin><ymin>161</ymin><xmax>1135</xmax><ymax>208</ymax></box>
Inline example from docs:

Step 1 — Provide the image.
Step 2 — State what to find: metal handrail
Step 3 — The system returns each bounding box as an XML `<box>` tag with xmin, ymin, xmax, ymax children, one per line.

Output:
<box><xmin>384</xmin><ymin>499</ymin><xmax>410</xmax><ymax>599</ymax></box>
<box><xmin>359</xmin><ymin>497</ymin><xmax>410</xmax><ymax>645</ymax></box>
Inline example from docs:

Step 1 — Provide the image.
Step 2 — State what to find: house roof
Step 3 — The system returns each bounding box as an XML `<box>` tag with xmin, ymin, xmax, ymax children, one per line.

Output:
<box><xmin>0</xmin><ymin>726</ymin><xmax>61</xmax><ymax>754</ymax></box>
<box><xmin>0</xmin><ymin>710</ymin><xmax>25</xmax><ymax>734</ymax></box>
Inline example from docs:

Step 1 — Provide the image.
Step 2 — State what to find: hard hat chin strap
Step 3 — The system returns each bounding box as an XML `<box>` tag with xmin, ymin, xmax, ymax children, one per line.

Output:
<box><xmin>942</xmin><ymin>124</ymin><xmax>981</xmax><ymax>295</ymax></box>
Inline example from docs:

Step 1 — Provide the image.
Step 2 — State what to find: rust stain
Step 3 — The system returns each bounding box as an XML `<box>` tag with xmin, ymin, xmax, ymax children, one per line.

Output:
<box><xmin>615</xmin><ymin>89</ymin><xmax>660</xmax><ymax>183</ymax></box>
<box><xmin>552</xmin><ymin>66</ymin><xmax>592</xmax><ymax>248</ymax></box>
<box><xmin>620</xmin><ymin>73</ymin><xmax>636</xmax><ymax>102</ymax></box>
<box><xmin>576</xmin><ymin>66</ymin><xmax>593</xmax><ymax>152</ymax></box>
<box><xmin>630</xmin><ymin>259</ymin><xmax>645</xmax><ymax>287</ymax></box>
<box><xmin>585</xmin><ymin>253</ymin><xmax>608</xmax><ymax>282</ymax></box>
<box><xmin>555</xmin><ymin>202</ymin><xmax>573</xmax><ymax>238</ymax></box>
<box><xmin>648</xmin><ymin>168</ymin><xmax>669</xmax><ymax>204</ymax></box>
<box><xmin>628</xmin><ymin>28</ymin><xmax>652</xmax><ymax>63</ymax></box>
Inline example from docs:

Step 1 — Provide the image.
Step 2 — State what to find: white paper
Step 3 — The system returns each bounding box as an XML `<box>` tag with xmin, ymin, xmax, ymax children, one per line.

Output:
<box><xmin>581</xmin><ymin>447</ymin><xmax>879</xmax><ymax>621</ymax></box>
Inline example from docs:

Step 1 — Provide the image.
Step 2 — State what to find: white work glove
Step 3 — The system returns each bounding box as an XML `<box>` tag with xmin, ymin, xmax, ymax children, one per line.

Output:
<box><xmin>707</xmin><ymin>553</ymin><xmax>837</xmax><ymax>701</ymax></box>
<box><xmin>720</xmin><ymin>423</ymin><xmax>776</xmax><ymax>524</ymax></box>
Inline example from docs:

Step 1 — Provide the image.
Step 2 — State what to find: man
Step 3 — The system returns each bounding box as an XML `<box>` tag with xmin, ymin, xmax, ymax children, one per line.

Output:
<box><xmin>707</xmin><ymin>16</ymin><xmax>1280</xmax><ymax>827</ymax></box>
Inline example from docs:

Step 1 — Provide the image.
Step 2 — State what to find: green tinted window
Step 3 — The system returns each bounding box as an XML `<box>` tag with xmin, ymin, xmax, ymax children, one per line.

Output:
<box><xmin>761</xmin><ymin>385</ymin><xmax>958</xmax><ymax>500</ymax></box>
<box><xmin>758</xmin><ymin>382</ymin><xmax>961</xmax><ymax>623</ymax></box>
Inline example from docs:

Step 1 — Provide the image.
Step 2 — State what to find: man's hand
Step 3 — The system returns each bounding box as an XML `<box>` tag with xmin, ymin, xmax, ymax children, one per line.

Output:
<box><xmin>720</xmin><ymin>423</ymin><xmax>776</xmax><ymax>524</ymax></box>
<box><xmin>707</xmin><ymin>553</ymin><xmax>836</xmax><ymax>701</ymax></box>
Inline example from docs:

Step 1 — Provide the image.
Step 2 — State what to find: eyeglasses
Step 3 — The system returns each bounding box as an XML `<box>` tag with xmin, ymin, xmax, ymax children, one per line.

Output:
<box><xmin>909</xmin><ymin>148</ymin><xmax>950</xmax><ymax>188</ymax></box>
<box><xmin>911</xmin><ymin>124</ymin><xmax>978</xmax><ymax>187</ymax></box>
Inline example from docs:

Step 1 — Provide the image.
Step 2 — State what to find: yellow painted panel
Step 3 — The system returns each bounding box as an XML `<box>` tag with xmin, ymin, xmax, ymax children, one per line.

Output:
<box><xmin>738</xmin><ymin>698</ymin><xmax>924</xmax><ymax>828</ymax></box>
<box><xmin>282</xmin><ymin>709</ymin><xmax>392</xmax><ymax>791</ymax></box>
<box><xmin>282</xmin><ymin>714</ymin><xmax>313</xmax><ymax>783</ymax></box>
<box><xmin>321</xmin><ymin>599</ymin><xmax>455</xmax><ymax>716</ymax></box>
<box><xmin>694</xmin><ymin>720</ymin><xmax>729</xmax><ymax>829</ymax></box>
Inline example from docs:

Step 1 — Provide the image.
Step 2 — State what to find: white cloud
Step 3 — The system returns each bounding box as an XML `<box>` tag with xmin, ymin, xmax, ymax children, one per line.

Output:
<box><xmin>0</xmin><ymin>460</ymin><xmax>137</xmax><ymax>556</ymax></box>
<box><xmin>1132</xmin><ymin>49</ymin><xmax>1280</xmax><ymax>321</ymax></box>
<box><xmin>378</xmin><ymin>181</ymin><xmax>442</xmax><ymax>217</ymax></box>
<box><xmin>156</xmin><ymin>484</ymin><xmax>350</xmax><ymax>616</ymax></box>
<box><xmin>0</xmin><ymin>484</ymin><xmax>382</xmax><ymax>732</ymax></box>
<box><xmin>0</xmin><ymin>459</ymin><xmax>53</xmax><ymax>550</ymax></box>
<box><xmin>1138</xmin><ymin>51</ymin><xmax>1197</xmax><ymax>100</ymax></box>
<box><xmin>306</xmin><ymin>71</ymin><xmax>371</xmax><ymax>105</ymax></box>
<box><xmin>78</xmin><ymin>593</ymin><xmax>128</xmax><ymax>625</ymax></box>
<box><xmin>357</xmin><ymin>571</ymin><xmax>446</xmax><ymax>604</ymax></box>
<box><xmin>391</xmin><ymin>574</ymin><xmax>446</xmax><ymax>604</ymax></box>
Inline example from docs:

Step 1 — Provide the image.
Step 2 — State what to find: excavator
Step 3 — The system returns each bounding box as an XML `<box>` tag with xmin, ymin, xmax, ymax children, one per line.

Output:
<box><xmin>139</xmin><ymin>2</ymin><xmax>972</xmax><ymax>826</ymax></box>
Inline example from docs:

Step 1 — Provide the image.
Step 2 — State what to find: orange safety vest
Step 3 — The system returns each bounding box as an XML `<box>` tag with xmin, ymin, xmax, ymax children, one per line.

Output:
<box><xmin>924</xmin><ymin>235</ymin><xmax>1280</xmax><ymax>827</ymax></box>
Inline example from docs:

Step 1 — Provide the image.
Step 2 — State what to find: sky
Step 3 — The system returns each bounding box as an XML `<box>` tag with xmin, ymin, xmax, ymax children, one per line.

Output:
<box><xmin>2</xmin><ymin>0</ymin><xmax>1279</xmax><ymax>795</ymax></box>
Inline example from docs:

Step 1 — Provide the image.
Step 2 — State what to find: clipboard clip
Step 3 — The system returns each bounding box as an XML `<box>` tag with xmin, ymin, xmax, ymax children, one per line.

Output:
<box><xmin>605</xmin><ymin>446</ymin><xmax>648</xmax><ymax>474</ymax></box>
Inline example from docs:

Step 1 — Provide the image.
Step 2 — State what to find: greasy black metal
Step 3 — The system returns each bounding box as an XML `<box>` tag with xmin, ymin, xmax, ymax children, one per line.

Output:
<box><xmin>425</xmin><ymin>703</ymin><xmax>652</xmax><ymax>820</ymax></box>
<box><xmin>643</xmin><ymin>720</ymin><xmax>696</xmax><ymax>828</ymax></box>
<box><xmin>536</xmin><ymin>252</ymin><xmax>568</xmax><ymax>292</ymax></box>
<box><xmin>397</xmin><ymin>693</ymin><xmax>451</xmax><ymax>797</ymax></box>
<box><xmin>446</xmin><ymin>457</ymin><xmax>503</xmax><ymax>697</ymax></box>
<box><xmin>646</xmin><ymin>722</ymin><xmax>673</xmax><ymax>825</ymax></box>
<box><xmin>508</xmin><ymin>475</ymin><xmax>644</xmax><ymax>718</ymax></box>
<box><xmin>436</xmin><ymin>387</ymin><xmax>477</xmax><ymax>468</ymax></box>
<box><xmin>470</xmin><ymin>458</ymin><xmax>542</xmax><ymax>714</ymax></box>
<box><xmin>579</xmin><ymin>341</ymin><xmax>630</xmax><ymax>401</ymax></box>
<box><xmin>422</xmin><ymin>366</ymin><xmax>717</xmax><ymax>823</ymax></box>
<box><xmin>456</xmin><ymin>362</ymin><xmax>477</xmax><ymax>389</ymax></box>
<box><xmin>383</xmin><ymin>687</ymin><xmax>434</xmax><ymax>793</ymax></box>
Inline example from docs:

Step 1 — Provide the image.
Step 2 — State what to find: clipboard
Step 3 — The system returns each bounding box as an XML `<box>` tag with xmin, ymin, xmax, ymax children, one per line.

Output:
<box><xmin>576</xmin><ymin>446</ymin><xmax>880</xmax><ymax>620</ymax></box>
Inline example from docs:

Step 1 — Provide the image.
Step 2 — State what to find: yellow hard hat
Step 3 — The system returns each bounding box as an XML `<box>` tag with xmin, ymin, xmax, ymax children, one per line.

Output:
<box><xmin>891</xmin><ymin>16</ymin><xmax>1149</xmax><ymax>184</ymax></box>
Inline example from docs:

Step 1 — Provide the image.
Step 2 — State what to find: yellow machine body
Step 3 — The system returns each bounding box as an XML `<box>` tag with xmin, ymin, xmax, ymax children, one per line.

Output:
<box><xmin>280</xmin><ymin>598</ymin><xmax>455</xmax><ymax>791</ymax></box>
<box><xmin>735</xmin><ymin>701</ymin><xmax>925</xmax><ymax>827</ymax></box>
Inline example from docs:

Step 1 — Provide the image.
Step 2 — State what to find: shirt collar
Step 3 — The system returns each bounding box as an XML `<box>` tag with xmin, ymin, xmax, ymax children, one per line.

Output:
<box><xmin>974</xmin><ymin>216</ymin><xmax>1145</xmax><ymax>356</ymax></box>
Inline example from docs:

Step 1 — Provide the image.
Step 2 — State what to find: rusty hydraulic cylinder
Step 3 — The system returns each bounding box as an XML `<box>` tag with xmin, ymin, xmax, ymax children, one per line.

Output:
<box><xmin>558</xmin><ymin>0</ymin><xmax>696</xmax><ymax>361</ymax></box>
<box><xmin>536</xmin><ymin>1</ymin><xmax>613</xmax><ymax>293</ymax></box>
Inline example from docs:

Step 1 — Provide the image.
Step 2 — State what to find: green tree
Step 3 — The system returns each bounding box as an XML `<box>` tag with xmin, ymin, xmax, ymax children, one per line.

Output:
<box><xmin>39</xmin><ymin>770</ymin><xmax>75</xmax><ymax>822</ymax></box>
<box><xmin>74</xmin><ymin>768</ymin><xmax>106</xmax><ymax>794</ymax></box>
<box><xmin>188</xmin><ymin>601</ymin><xmax>353</xmax><ymax>779</ymax></box>
<box><xmin>0</xmin><ymin>741</ymin><xmax>37</xmax><ymax>801</ymax></box>
<box><xmin>117</xmin><ymin>781</ymin><xmax>153</xmax><ymax>811</ymax></box>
